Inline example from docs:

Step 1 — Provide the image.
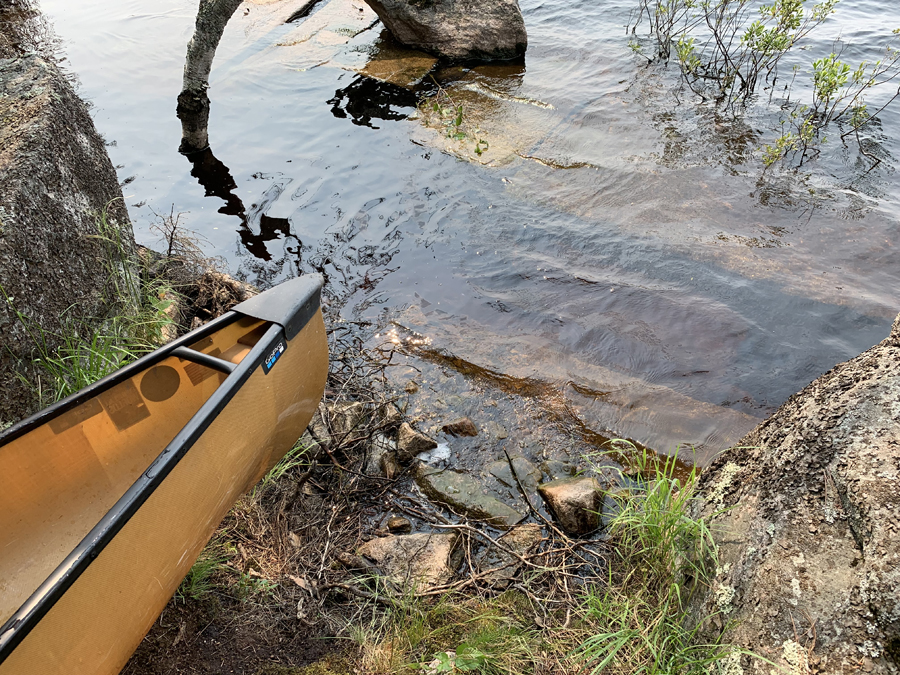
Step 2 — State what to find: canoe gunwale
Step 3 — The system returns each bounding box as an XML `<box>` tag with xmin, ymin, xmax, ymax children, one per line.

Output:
<box><xmin>0</xmin><ymin>274</ymin><xmax>324</xmax><ymax>665</ymax></box>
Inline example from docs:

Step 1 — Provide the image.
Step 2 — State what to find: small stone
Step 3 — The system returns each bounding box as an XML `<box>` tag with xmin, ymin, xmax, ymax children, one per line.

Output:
<box><xmin>537</xmin><ymin>476</ymin><xmax>603</xmax><ymax>535</ymax></box>
<box><xmin>540</xmin><ymin>459</ymin><xmax>577</xmax><ymax>481</ymax></box>
<box><xmin>483</xmin><ymin>421</ymin><xmax>508</xmax><ymax>440</ymax></box>
<box><xmin>380</xmin><ymin>402</ymin><xmax>404</xmax><ymax>428</ymax></box>
<box><xmin>405</xmin><ymin>380</ymin><xmax>419</xmax><ymax>394</ymax></box>
<box><xmin>398</xmin><ymin>422</ymin><xmax>437</xmax><ymax>462</ymax></box>
<box><xmin>442</xmin><ymin>417</ymin><xmax>479</xmax><ymax>437</ymax></box>
<box><xmin>366</xmin><ymin>433</ymin><xmax>398</xmax><ymax>476</ymax></box>
<box><xmin>387</xmin><ymin>516</ymin><xmax>413</xmax><ymax>534</ymax></box>
<box><xmin>335</xmin><ymin>552</ymin><xmax>373</xmax><ymax>570</ymax></box>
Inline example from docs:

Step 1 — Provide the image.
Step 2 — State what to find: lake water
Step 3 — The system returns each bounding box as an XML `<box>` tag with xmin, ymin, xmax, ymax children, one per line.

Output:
<box><xmin>37</xmin><ymin>0</ymin><xmax>900</xmax><ymax>462</ymax></box>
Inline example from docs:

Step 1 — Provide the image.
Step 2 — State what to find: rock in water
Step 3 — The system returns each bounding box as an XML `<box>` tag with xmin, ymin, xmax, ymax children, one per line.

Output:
<box><xmin>387</xmin><ymin>516</ymin><xmax>413</xmax><ymax>534</ymax></box>
<box><xmin>361</xmin><ymin>0</ymin><xmax>527</xmax><ymax>62</ymax></box>
<box><xmin>689</xmin><ymin>315</ymin><xmax>900</xmax><ymax>674</ymax></box>
<box><xmin>397</xmin><ymin>422</ymin><xmax>437</xmax><ymax>462</ymax></box>
<box><xmin>442</xmin><ymin>417</ymin><xmax>478</xmax><ymax>437</ymax></box>
<box><xmin>537</xmin><ymin>477</ymin><xmax>603</xmax><ymax>535</ymax></box>
<box><xmin>416</xmin><ymin>464</ymin><xmax>524</xmax><ymax>528</ymax></box>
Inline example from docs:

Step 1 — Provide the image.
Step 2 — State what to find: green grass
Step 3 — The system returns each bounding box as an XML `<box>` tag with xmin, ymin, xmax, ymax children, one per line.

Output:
<box><xmin>262</xmin><ymin>438</ymin><xmax>315</xmax><ymax>486</ymax></box>
<box><xmin>175</xmin><ymin>554</ymin><xmax>227</xmax><ymax>602</ymax></box>
<box><xmin>577</xmin><ymin>442</ymin><xmax>737</xmax><ymax>675</ymax></box>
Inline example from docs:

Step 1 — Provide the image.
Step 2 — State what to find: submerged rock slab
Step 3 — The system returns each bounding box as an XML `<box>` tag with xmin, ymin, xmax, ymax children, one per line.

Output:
<box><xmin>0</xmin><ymin>55</ymin><xmax>132</xmax><ymax>423</ymax></box>
<box><xmin>416</xmin><ymin>463</ymin><xmax>523</xmax><ymax>528</ymax></box>
<box><xmin>487</xmin><ymin>456</ymin><xmax>541</xmax><ymax>491</ymax></box>
<box><xmin>691</xmin><ymin>314</ymin><xmax>900</xmax><ymax>674</ymax></box>
<box><xmin>362</xmin><ymin>0</ymin><xmax>527</xmax><ymax>62</ymax></box>
<box><xmin>357</xmin><ymin>31</ymin><xmax>437</xmax><ymax>87</ymax></box>
<box><xmin>357</xmin><ymin>532</ymin><xmax>460</xmax><ymax>588</ymax></box>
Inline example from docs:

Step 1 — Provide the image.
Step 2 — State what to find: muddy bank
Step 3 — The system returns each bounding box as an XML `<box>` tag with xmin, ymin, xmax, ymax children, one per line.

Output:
<box><xmin>692</xmin><ymin>314</ymin><xmax>900</xmax><ymax>674</ymax></box>
<box><xmin>0</xmin><ymin>46</ymin><xmax>132</xmax><ymax>423</ymax></box>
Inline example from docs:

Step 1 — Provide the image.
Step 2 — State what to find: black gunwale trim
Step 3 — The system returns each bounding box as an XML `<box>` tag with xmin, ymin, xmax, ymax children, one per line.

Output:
<box><xmin>0</xmin><ymin>322</ymin><xmax>284</xmax><ymax>663</ymax></box>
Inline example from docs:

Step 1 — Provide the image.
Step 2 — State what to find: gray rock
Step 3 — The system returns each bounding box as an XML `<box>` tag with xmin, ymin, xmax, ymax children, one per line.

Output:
<box><xmin>487</xmin><ymin>456</ymin><xmax>542</xmax><ymax>491</ymax></box>
<box><xmin>362</xmin><ymin>0</ymin><xmax>527</xmax><ymax>62</ymax></box>
<box><xmin>442</xmin><ymin>417</ymin><xmax>478</xmax><ymax>437</ymax></box>
<box><xmin>482</xmin><ymin>420</ymin><xmax>508</xmax><ymax>440</ymax></box>
<box><xmin>381</xmin><ymin>452</ymin><xmax>401</xmax><ymax>480</ymax></box>
<box><xmin>537</xmin><ymin>477</ymin><xmax>603</xmax><ymax>535</ymax></box>
<box><xmin>416</xmin><ymin>464</ymin><xmax>523</xmax><ymax>528</ymax></box>
<box><xmin>357</xmin><ymin>532</ymin><xmax>460</xmax><ymax>588</ymax></box>
<box><xmin>689</xmin><ymin>315</ymin><xmax>900</xmax><ymax>674</ymax></box>
<box><xmin>398</xmin><ymin>422</ymin><xmax>437</xmax><ymax>462</ymax></box>
<box><xmin>0</xmin><ymin>55</ymin><xmax>133</xmax><ymax>423</ymax></box>
<box><xmin>476</xmin><ymin>523</ymin><xmax>542</xmax><ymax>586</ymax></box>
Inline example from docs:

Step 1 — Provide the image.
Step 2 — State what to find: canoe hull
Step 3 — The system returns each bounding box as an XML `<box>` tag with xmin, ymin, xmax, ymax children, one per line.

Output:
<box><xmin>0</xmin><ymin>307</ymin><xmax>328</xmax><ymax>675</ymax></box>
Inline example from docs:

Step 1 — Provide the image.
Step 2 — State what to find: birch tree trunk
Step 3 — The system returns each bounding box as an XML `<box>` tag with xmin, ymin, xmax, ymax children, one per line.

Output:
<box><xmin>176</xmin><ymin>0</ymin><xmax>243</xmax><ymax>153</ymax></box>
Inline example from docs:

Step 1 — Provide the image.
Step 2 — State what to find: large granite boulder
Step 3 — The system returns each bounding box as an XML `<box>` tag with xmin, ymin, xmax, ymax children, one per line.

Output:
<box><xmin>0</xmin><ymin>55</ymin><xmax>132</xmax><ymax>423</ymax></box>
<box><xmin>361</xmin><ymin>0</ymin><xmax>527</xmax><ymax>62</ymax></box>
<box><xmin>691</xmin><ymin>314</ymin><xmax>900</xmax><ymax>674</ymax></box>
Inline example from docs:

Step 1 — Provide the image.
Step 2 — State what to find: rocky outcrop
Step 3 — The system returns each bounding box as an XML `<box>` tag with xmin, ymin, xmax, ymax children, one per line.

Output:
<box><xmin>692</xmin><ymin>314</ymin><xmax>900</xmax><ymax>674</ymax></box>
<box><xmin>0</xmin><ymin>54</ymin><xmax>132</xmax><ymax>423</ymax></box>
<box><xmin>361</xmin><ymin>0</ymin><xmax>527</xmax><ymax>62</ymax></box>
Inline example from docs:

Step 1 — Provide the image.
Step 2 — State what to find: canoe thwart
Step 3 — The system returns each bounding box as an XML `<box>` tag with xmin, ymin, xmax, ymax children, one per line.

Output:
<box><xmin>171</xmin><ymin>346</ymin><xmax>237</xmax><ymax>374</ymax></box>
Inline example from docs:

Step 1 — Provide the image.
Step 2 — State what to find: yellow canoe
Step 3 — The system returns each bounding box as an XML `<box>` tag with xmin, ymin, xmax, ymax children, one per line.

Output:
<box><xmin>0</xmin><ymin>275</ymin><xmax>328</xmax><ymax>675</ymax></box>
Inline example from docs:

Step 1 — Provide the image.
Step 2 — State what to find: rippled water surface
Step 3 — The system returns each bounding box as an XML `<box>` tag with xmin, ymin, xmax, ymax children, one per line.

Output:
<box><xmin>39</xmin><ymin>0</ymin><xmax>900</xmax><ymax>461</ymax></box>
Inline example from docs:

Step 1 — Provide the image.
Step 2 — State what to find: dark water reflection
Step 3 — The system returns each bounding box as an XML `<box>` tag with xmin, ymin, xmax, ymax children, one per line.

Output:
<box><xmin>328</xmin><ymin>74</ymin><xmax>418</xmax><ymax>128</ymax></box>
<box><xmin>37</xmin><ymin>0</ymin><xmax>900</xmax><ymax>461</ymax></box>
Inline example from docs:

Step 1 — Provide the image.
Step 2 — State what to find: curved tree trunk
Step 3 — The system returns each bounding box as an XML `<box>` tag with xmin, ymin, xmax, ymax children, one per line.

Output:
<box><xmin>176</xmin><ymin>0</ymin><xmax>244</xmax><ymax>153</ymax></box>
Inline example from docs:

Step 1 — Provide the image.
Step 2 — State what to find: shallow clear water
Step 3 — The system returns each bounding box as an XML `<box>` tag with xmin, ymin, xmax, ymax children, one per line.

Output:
<box><xmin>38</xmin><ymin>0</ymin><xmax>900</xmax><ymax>461</ymax></box>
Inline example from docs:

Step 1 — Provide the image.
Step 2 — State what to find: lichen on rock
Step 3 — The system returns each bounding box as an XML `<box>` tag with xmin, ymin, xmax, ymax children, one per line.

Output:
<box><xmin>691</xmin><ymin>315</ymin><xmax>900</xmax><ymax>674</ymax></box>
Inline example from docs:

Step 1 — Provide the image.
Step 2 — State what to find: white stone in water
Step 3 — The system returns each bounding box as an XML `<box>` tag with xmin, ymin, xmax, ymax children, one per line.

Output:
<box><xmin>417</xmin><ymin>443</ymin><xmax>451</xmax><ymax>463</ymax></box>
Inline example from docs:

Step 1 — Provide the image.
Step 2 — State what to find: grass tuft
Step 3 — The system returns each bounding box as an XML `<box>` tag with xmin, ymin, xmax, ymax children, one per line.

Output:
<box><xmin>577</xmin><ymin>441</ymin><xmax>737</xmax><ymax>675</ymax></box>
